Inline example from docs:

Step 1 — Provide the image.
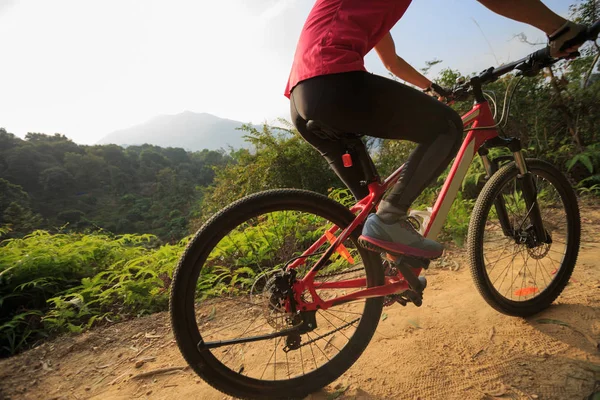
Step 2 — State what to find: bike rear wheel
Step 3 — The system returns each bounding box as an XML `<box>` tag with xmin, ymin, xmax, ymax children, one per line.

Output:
<box><xmin>468</xmin><ymin>159</ymin><xmax>580</xmax><ymax>317</ymax></box>
<box><xmin>170</xmin><ymin>189</ymin><xmax>384</xmax><ymax>399</ymax></box>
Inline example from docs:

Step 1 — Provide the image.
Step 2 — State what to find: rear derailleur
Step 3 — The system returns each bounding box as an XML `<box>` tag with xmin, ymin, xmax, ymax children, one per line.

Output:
<box><xmin>283</xmin><ymin>310</ymin><xmax>317</xmax><ymax>352</ymax></box>
<box><xmin>267</xmin><ymin>270</ymin><xmax>318</xmax><ymax>352</ymax></box>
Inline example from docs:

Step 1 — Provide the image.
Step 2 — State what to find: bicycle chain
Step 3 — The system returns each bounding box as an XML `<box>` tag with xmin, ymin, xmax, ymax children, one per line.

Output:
<box><xmin>297</xmin><ymin>317</ymin><xmax>360</xmax><ymax>349</ymax></box>
<box><xmin>314</xmin><ymin>266</ymin><xmax>365</xmax><ymax>278</ymax></box>
<box><xmin>292</xmin><ymin>267</ymin><xmax>363</xmax><ymax>349</ymax></box>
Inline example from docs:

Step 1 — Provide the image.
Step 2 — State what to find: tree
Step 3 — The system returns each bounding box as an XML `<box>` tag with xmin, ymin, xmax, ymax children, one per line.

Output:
<box><xmin>195</xmin><ymin>124</ymin><xmax>339</xmax><ymax>225</ymax></box>
<box><xmin>3</xmin><ymin>202</ymin><xmax>43</xmax><ymax>234</ymax></box>
<box><xmin>39</xmin><ymin>167</ymin><xmax>75</xmax><ymax>196</ymax></box>
<box><xmin>0</xmin><ymin>178</ymin><xmax>30</xmax><ymax>214</ymax></box>
<box><xmin>569</xmin><ymin>0</ymin><xmax>599</xmax><ymax>25</ymax></box>
<box><xmin>4</xmin><ymin>146</ymin><xmax>46</xmax><ymax>192</ymax></box>
<box><xmin>63</xmin><ymin>152</ymin><xmax>107</xmax><ymax>190</ymax></box>
<box><xmin>0</xmin><ymin>129</ymin><xmax>20</xmax><ymax>153</ymax></box>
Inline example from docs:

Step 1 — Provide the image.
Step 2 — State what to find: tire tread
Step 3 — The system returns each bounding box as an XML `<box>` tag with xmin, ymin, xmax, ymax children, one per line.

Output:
<box><xmin>467</xmin><ymin>159</ymin><xmax>580</xmax><ymax>317</ymax></box>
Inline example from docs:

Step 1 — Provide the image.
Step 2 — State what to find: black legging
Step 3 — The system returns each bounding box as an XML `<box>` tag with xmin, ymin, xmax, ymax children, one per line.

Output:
<box><xmin>290</xmin><ymin>71</ymin><xmax>463</xmax><ymax>217</ymax></box>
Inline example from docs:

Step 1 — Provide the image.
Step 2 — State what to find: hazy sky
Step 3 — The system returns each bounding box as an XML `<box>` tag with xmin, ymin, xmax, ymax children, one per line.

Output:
<box><xmin>0</xmin><ymin>0</ymin><xmax>570</xmax><ymax>144</ymax></box>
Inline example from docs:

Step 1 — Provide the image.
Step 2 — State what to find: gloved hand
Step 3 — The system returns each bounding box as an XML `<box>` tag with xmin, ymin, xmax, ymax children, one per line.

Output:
<box><xmin>424</xmin><ymin>83</ymin><xmax>451</xmax><ymax>101</ymax></box>
<box><xmin>548</xmin><ymin>21</ymin><xmax>587</xmax><ymax>58</ymax></box>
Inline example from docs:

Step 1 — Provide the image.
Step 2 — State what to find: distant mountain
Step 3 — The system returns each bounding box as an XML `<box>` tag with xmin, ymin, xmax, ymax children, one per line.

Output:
<box><xmin>97</xmin><ymin>111</ymin><xmax>252</xmax><ymax>151</ymax></box>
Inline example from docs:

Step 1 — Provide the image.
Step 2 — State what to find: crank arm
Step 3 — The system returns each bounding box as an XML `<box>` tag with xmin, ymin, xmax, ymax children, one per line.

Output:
<box><xmin>197</xmin><ymin>325</ymin><xmax>300</xmax><ymax>352</ymax></box>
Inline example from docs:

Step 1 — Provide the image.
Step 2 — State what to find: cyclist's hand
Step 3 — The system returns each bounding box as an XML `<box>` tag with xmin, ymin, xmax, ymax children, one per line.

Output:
<box><xmin>424</xmin><ymin>83</ymin><xmax>451</xmax><ymax>101</ymax></box>
<box><xmin>548</xmin><ymin>21</ymin><xmax>587</xmax><ymax>58</ymax></box>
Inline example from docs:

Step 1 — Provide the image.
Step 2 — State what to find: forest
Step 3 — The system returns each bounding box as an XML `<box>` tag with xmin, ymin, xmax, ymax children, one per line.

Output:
<box><xmin>0</xmin><ymin>132</ymin><xmax>229</xmax><ymax>241</ymax></box>
<box><xmin>0</xmin><ymin>0</ymin><xmax>599</xmax><ymax>358</ymax></box>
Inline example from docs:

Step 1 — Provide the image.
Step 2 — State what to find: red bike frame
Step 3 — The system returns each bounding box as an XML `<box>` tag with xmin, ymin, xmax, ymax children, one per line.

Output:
<box><xmin>288</xmin><ymin>100</ymin><xmax>500</xmax><ymax>312</ymax></box>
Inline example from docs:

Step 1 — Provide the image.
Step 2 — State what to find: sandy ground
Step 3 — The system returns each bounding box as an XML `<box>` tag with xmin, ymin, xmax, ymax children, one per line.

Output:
<box><xmin>1</xmin><ymin>210</ymin><xmax>599</xmax><ymax>400</ymax></box>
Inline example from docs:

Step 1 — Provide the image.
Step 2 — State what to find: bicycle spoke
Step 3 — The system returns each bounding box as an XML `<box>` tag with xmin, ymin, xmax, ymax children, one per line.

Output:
<box><xmin>320</xmin><ymin>312</ymin><xmax>351</xmax><ymax>342</ymax></box>
<box><xmin>538</xmin><ymin>259</ymin><xmax>554</xmax><ymax>285</ymax></box>
<box><xmin>180</xmin><ymin>202</ymin><xmax>380</xmax><ymax>384</ymax></box>
<box><xmin>548</xmin><ymin>248</ymin><xmax>566</xmax><ymax>256</ymax></box>
<box><xmin>324</xmin><ymin>308</ymin><xmax>362</xmax><ymax>322</ymax></box>
<box><xmin>487</xmin><ymin>246</ymin><xmax>517</xmax><ymax>276</ymax></box>
<box><xmin>523</xmin><ymin>254</ymin><xmax>540</xmax><ymax>300</ymax></box>
<box><xmin>305</xmin><ymin>331</ymin><xmax>330</xmax><ymax>361</ymax></box>
<box><xmin>203</xmin><ymin>311</ymin><xmax>263</xmax><ymax>338</ymax></box>
<box><xmin>260</xmin><ymin>338</ymin><xmax>278</xmax><ymax>380</ymax></box>
<box><xmin>479</xmin><ymin>166</ymin><xmax>574</xmax><ymax>303</ymax></box>
<box><xmin>504</xmin><ymin>250</ymin><xmax>529</xmax><ymax>299</ymax></box>
<box><xmin>227</xmin><ymin>231</ymin><xmax>271</xmax><ymax>276</ymax></box>
<box><xmin>492</xmin><ymin>248</ymin><xmax>520</xmax><ymax>291</ymax></box>
<box><xmin>220</xmin><ymin>312</ymin><xmax>265</xmax><ymax>366</ymax></box>
<box><xmin>273</xmin><ymin>336</ymin><xmax>278</xmax><ymax>380</ymax></box>
<box><xmin>518</xmin><ymin>252</ymin><xmax>528</xmax><ymax>300</ymax></box>
<box><xmin>299</xmin><ymin>342</ymin><xmax>305</xmax><ymax>376</ymax></box>
<box><xmin>307</xmin><ymin>337</ymin><xmax>318</xmax><ymax>369</ymax></box>
<box><xmin>325</xmin><ymin>308</ymin><xmax>365</xmax><ymax>317</ymax></box>
<box><xmin>285</xmin><ymin>346</ymin><xmax>291</xmax><ymax>378</ymax></box>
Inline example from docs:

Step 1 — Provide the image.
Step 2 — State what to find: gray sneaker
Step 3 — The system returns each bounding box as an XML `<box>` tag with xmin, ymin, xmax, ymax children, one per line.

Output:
<box><xmin>359</xmin><ymin>214</ymin><xmax>443</xmax><ymax>259</ymax></box>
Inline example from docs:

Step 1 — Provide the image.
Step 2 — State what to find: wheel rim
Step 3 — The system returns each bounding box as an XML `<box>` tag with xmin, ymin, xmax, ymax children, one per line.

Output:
<box><xmin>190</xmin><ymin>207</ymin><xmax>374</xmax><ymax>382</ymax></box>
<box><xmin>481</xmin><ymin>169</ymin><xmax>571</xmax><ymax>302</ymax></box>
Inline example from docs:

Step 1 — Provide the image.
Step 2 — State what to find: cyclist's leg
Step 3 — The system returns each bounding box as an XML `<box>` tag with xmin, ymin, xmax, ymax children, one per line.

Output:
<box><xmin>290</xmin><ymin>81</ymin><xmax>370</xmax><ymax>202</ymax></box>
<box><xmin>290</xmin><ymin>71</ymin><xmax>462</xmax><ymax>257</ymax></box>
<box><xmin>356</xmin><ymin>74</ymin><xmax>462</xmax><ymax>257</ymax></box>
<box><xmin>378</xmin><ymin>116</ymin><xmax>461</xmax><ymax>219</ymax></box>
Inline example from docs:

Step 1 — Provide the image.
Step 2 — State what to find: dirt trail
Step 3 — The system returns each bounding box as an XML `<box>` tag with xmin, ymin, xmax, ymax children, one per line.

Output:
<box><xmin>2</xmin><ymin>210</ymin><xmax>600</xmax><ymax>400</ymax></box>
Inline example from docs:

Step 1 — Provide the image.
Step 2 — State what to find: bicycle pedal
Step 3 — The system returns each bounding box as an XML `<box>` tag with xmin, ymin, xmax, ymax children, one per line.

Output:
<box><xmin>386</xmin><ymin>289</ymin><xmax>425</xmax><ymax>308</ymax></box>
<box><xmin>396</xmin><ymin>297</ymin><xmax>407</xmax><ymax>306</ymax></box>
<box><xmin>384</xmin><ymin>293</ymin><xmax>408</xmax><ymax>307</ymax></box>
<box><xmin>384</xmin><ymin>255</ymin><xmax>426</xmax><ymax>293</ymax></box>
<box><xmin>406</xmin><ymin>290</ymin><xmax>423</xmax><ymax>307</ymax></box>
<box><xmin>408</xmin><ymin>277</ymin><xmax>427</xmax><ymax>306</ymax></box>
<box><xmin>405</xmin><ymin>255</ymin><xmax>430</xmax><ymax>270</ymax></box>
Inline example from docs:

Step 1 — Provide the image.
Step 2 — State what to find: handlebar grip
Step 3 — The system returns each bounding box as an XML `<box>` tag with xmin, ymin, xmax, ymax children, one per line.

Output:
<box><xmin>562</xmin><ymin>20</ymin><xmax>600</xmax><ymax>51</ymax></box>
<box><xmin>530</xmin><ymin>47</ymin><xmax>551</xmax><ymax>62</ymax></box>
<box><xmin>590</xmin><ymin>20</ymin><xmax>600</xmax><ymax>38</ymax></box>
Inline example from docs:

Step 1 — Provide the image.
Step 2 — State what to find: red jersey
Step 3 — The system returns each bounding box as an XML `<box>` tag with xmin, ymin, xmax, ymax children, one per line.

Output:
<box><xmin>285</xmin><ymin>0</ymin><xmax>413</xmax><ymax>98</ymax></box>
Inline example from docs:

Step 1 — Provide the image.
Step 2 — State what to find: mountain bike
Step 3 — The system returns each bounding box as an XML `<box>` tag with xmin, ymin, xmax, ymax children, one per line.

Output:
<box><xmin>170</xmin><ymin>22</ymin><xmax>600</xmax><ymax>400</ymax></box>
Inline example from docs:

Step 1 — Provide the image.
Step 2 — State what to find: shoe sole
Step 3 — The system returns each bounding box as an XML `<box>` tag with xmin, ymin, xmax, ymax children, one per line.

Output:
<box><xmin>358</xmin><ymin>235</ymin><xmax>443</xmax><ymax>260</ymax></box>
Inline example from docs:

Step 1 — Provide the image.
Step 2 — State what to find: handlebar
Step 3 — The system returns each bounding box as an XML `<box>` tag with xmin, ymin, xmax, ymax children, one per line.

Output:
<box><xmin>563</xmin><ymin>19</ymin><xmax>600</xmax><ymax>54</ymax></box>
<box><xmin>477</xmin><ymin>20</ymin><xmax>600</xmax><ymax>85</ymax></box>
<box><xmin>445</xmin><ymin>20</ymin><xmax>600</xmax><ymax>104</ymax></box>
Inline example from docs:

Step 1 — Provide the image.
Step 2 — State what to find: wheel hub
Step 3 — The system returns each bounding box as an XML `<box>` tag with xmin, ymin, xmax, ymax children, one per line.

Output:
<box><xmin>514</xmin><ymin>226</ymin><xmax>552</xmax><ymax>259</ymax></box>
<box><xmin>528</xmin><ymin>241</ymin><xmax>551</xmax><ymax>259</ymax></box>
<box><xmin>261</xmin><ymin>270</ymin><xmax>298</xmax><ymax>330</ymax></box>
<box><xmin>261</xmin><ymin>274</ymin><xmax>289</xmax><ymax>329</ymax></box>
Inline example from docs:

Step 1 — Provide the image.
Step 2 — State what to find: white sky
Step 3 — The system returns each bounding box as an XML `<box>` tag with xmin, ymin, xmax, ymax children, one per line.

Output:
<box><xmin>0</xmin><ymin>0</ymin><xmax>570</xmax><ymax>144</ymax></box>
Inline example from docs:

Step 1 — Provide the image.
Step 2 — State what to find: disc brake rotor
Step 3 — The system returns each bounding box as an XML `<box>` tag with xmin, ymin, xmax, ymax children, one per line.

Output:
<box><xmin>261</xmin><ymin>274</ymin><xmax>292</xmax><ymax>330</ymax></box>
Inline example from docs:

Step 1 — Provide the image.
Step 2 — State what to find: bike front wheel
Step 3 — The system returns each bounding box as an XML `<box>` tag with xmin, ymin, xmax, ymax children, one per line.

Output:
<box><xmin>468</xmin><ymin>159</ymin><xmax>580</xmax><ymax>317</ymax></box>
<box><xmin>170</xmin><ymin>189</ymin><xmax>384</xmax><ymax>399</ymax></box>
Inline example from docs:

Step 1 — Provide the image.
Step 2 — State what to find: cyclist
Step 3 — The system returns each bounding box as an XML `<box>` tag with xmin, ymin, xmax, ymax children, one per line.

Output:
<box><xmin>286</xmin><ymin>0</ymin><xmax>584</xmax><ymax>259</ymax></box>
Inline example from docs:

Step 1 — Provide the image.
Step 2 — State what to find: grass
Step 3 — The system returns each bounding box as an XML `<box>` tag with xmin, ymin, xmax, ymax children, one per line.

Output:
<box><xmin>0</xmin><ymin>229</ymin><xmax>183</xmax><ymax>356</ymax></box>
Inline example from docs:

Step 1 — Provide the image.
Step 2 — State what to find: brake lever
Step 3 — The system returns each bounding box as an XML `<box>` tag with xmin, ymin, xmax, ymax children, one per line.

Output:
<box><xmin>516</xmin><ymin>51</ymin><xmax>554</xmax><ymax>77</ymax></box>
<box><xmin>448</xmin><ymin>85</ymin><xmax>470</xmax><ymax>103</ymax></box>
<box><xmin>515</xmin><ymin>61</ymin><xmax>537</xmax><ymax>77</ymax></box>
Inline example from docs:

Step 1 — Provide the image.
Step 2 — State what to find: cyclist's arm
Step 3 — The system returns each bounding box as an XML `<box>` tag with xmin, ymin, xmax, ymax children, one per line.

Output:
<box><xmin>476</xmin><ymin>0</ymin><xmax>581</xmax><ymax>55</ymax></box>
<box><xmin>374</xmin><ymin>33</ymin><xmax>431</xmax><ymax>89</ymax></box>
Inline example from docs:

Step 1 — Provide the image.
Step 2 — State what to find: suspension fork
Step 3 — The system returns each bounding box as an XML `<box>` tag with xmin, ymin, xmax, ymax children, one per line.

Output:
<box><xmin>513</xmin><ymin>151</ymin><xmax>548</xmax><ymax>243</ymax></box>
<box><xmin>479</xmin><ymin>148</ymin><xmax>512</xmax><ymax>236</ymax></box>
<box><xmin>479</xmin><ymin>137</ymin><xmax>548</xmax><ymax>243</ymax></box>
